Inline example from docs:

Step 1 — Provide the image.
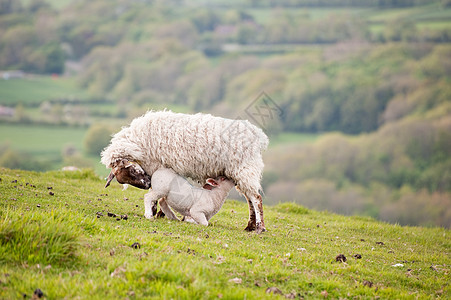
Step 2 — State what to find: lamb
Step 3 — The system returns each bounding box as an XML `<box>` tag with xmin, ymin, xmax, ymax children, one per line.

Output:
<box><xmin>144</xmin><ymin>168</ymin><xmax>235</xmax><ymax>226</ymax></box>
<box><xmin>101</xmin><ymin>110</ymin><xmax>269</xmax><ymax>233</ymax></box>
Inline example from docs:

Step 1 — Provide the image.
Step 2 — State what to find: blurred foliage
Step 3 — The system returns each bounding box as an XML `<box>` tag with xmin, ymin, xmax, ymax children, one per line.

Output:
<box><xmin>83</xmin><ymin>123</ymin><xmax>114</xmax><ymax>156</ymax></box>
<box><xmin>0</xmin><ymin>144</ymin><xmax>50</xmax><ymax>171</ymax></box>
<box><xmin>264</xmin><ymin>115</ymin><xmax>451</xmax><ymax>227</ymax></box>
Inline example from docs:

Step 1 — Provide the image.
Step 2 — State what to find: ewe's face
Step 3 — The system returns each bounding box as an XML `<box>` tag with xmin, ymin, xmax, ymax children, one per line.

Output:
<box><xmin>105</xmin><ymin>161</ymin><xmax>152</xmax><ymax>190</ymax></box>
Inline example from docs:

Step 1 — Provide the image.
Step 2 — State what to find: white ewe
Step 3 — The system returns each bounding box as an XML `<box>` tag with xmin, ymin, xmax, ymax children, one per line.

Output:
<box><xmin>101</xmin><ymin>111</ymin><xmax>268</xmax><ymax>233</ymax></box>
<box><xmin>144</xmin><ymin>168</ymin><xmax>234</xmax><ymax>226</ymax></box>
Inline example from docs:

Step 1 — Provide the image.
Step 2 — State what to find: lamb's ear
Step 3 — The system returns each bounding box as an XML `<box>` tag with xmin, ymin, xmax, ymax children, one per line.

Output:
<box><xmin>205</xmin><ymin>178</ymin><xmax>219</xmax><ymax>187</ymax></box>
<box><xmin>105</xmin><ymin>171</ymin><xmax>115</xmax><ymax>188</ymax></box>
<box><xmin>202</xmin><ymin>183</ymin><xmax>214</xmax><ymax>190</ymax></box>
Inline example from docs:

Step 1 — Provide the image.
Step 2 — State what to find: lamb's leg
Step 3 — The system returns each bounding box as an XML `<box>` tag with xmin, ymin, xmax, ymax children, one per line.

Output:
<box><xmin>144</xmin><ymin>190</ymin><xmax>165</xmax><ymax>219</ymax></box>
<box><xmin>190</xmin><ymin>211</ymin><xmax>208</xmax><ymax>226</ymax></box>
<box><xmin>158</xmin><ymin>198</ymin><xmax>180</xmax><ymax>221</ymax></box>
<box><xmin>183</xmin><ymin>216</ymin><xmax>197</xmax><ymax>224</ymax></box>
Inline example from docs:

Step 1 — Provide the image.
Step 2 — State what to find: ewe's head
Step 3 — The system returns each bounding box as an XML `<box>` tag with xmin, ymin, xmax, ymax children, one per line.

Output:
<box><xmin>203</xmin><ymin>176</ymin><xmax>235</xmax><ymax>190</ymax></box>
<box><xmin>105</xmin><ymin>159</ymin><xmax>151</xmax><ymax>190</ymax></box>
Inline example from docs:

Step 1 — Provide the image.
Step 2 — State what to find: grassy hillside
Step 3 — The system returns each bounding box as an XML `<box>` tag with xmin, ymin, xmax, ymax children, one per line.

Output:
<box><xmin>0</xmin><ymin>168</ymin><xmax>449</xmax><ymax>299</ymax></box>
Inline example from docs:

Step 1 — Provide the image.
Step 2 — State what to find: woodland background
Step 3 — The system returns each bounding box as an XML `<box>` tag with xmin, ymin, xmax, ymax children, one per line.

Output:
<box><xmin>0</xmin><ymin>0</ymin><xmax>450</xmax><ymax>227</ymax></box>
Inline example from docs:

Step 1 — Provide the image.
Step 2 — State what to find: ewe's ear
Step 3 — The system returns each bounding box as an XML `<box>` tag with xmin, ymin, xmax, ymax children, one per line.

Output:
<box><xmin>206</xmin><ymin>178</ymin><xmax>219</xmax><ymax>187</ymax></box>
<box><xmin>124</xmin><ymin>161</ymin><xmax>134</xmax><ymax>168</ymax></box>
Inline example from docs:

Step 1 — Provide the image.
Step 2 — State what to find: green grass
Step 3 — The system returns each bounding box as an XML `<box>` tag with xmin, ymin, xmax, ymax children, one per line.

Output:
<box><xmin>0</xmin><ymin>168</ymin><xmax>449</xmax><ymax>299</ymax></box>
<box><xmin>0</xmin><ymin>76</ymin><xmax>91</xmax><ymax>106</ymax></box>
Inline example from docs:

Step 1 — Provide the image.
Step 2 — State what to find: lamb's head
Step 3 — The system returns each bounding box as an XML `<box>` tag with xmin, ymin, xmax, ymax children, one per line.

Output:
<box><xmin>203</xmin><ymin>176</ymin><xmax>235</xmax><ymax>191</ymax></box>
<box><xmin>105</xmin><ymin>159</ymin><xmax>151</xmax><ymax>189</ymax></box>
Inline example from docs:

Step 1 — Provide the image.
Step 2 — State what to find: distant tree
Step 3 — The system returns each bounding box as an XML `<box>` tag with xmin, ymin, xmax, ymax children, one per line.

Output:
<box><xmin>43</xmin><ymin>42</ymin><xmax>65</xmax><ymax>74</ymax></box>
<box><xmin>191</xmin><ymin>9</ymin><xmax>220</xmax><ymax>32</ymax></box>
<box><xmin>0</xmin><ymin>147</ymin><xmax>49</xmax><ymax>171</ymax></box>
<box><xmin>84</xmin><ymin>124</ymin><xmax>113</xmax><ymax>156</ymax></box>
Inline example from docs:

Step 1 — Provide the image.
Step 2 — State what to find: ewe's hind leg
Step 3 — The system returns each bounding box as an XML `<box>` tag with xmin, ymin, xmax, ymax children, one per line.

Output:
<box><xmin>158</xmin><ymin>198</ymin><xmax>180</xmax><ymax>221</ymax></box>
<box><xmin>244</xmin><ymin>197</ymin><xmax>257</xmax><ymax>231</ymax></box>
<box><xmin>243</xmin><ymin>192</ymin><xmax>265</xmax><ymax>233</ymax></box>
<box><xmin>144</xmin><ymin>190</ymin><xmax>165</xmax><ymax>219</ymax></box>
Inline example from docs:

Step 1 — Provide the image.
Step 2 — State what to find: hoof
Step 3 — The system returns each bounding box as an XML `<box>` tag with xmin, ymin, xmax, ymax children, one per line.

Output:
<box><xmin>156</xmin><ymin>210</ymin><xmax>165</xmax><ymax>219</ymax></box>
<box><xmin>244</xmin><ymin>221</ymin><xmax>257</xmax><ymax>232</ymax></box>
<box><xmin>151</xmin><ymin>205</ymin><xmax>158</xmax><ymax>216</ymax></box>
<box><xmin>144</xmin><ymin>213</ymin><xmax>154</xmax><ymax>219</ymax></box>
<box><xmin>256</xmin><ymin>224</ymin><xmax>266</xmax><ymax>234</ymax></box>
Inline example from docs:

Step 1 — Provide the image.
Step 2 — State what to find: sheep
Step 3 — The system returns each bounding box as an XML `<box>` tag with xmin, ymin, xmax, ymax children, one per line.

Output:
<box><xmin>144</xmin><ymin>168</ymin><xmax>235</xmax><ymax>226</ymax></box>
<box><xmin>101</xmin><ymin>110</ymin><xmax>269</xmax><ymax>233</ymax></box>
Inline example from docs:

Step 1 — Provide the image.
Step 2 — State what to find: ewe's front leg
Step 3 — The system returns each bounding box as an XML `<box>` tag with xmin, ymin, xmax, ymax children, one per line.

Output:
<box><xmin>144</xmin><ymin>190</ymin><xmax>164</xmax><ymax>219</ymax></box>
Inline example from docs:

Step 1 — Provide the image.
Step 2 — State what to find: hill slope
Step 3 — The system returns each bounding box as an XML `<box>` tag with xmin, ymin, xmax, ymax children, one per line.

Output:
<box><xmin>0</xmin><ymin>168</ymin><xmax>449</xmax><ymax>299</ymax></box>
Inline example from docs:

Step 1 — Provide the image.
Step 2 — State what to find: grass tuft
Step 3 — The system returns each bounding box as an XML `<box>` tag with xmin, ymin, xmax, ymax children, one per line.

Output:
<box><xmin>0</xmin><ymin>208</ymin><xmax>81</xmax><ymax>266</ymax></box>
<box><xmin>275</xmin><ymin>202</ymin><xmax>310</xmax><ymax>214</ymax></box>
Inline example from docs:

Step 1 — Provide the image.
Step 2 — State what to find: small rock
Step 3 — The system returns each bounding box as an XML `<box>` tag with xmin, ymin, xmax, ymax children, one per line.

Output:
<box><xmin>131</xmin><ymin>242</ymin><xmax>141</xmax><ymax>249</ymax></box>
<box><xmin>229</xmin><ymin>277</ymin><xmax>242</xmax><ymax>284</ymax></box>
<box><xmin>392</xmin><ymin>263</ymin><xmax>404</xmax><ymax>267</ymax></box>
<box><xmin>335</xmin><ymin>254</ymin><xmax>347</xmax><ymax>263</ymax></box>
<box><xmin>37</xmin><ymin>204</ymin><xmax>41</xmax><ymax>208</ymax></box>
<box><xmin>266</xmin><ymin>287</ymin><xmax>283</xmax><ymax>295</ymax></box>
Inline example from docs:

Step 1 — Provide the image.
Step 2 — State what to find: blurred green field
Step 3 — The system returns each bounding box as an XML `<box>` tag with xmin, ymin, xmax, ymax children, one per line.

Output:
<box><xmin>0</xmin><ymin>124</ymin><xmax>86</xmax><ymax>159</ymax></box>
<box><xmin>0</xmin><ymin>76</ymin><xmax>91</xmax><ymax>106</ymax></box>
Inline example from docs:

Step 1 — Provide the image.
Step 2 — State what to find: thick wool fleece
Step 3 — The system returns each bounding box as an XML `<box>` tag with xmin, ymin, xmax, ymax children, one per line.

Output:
<box><xmin>101</xmin><ymin>111</ymin><xmax>268</xmax><ymax>196</ymax></box>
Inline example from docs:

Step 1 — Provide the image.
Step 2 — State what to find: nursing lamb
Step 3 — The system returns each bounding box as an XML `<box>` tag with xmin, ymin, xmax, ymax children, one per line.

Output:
<box><xmin>144</xmin><ymin>168</ymin><xmax>234</xmax><ymax>226</ymax></box>
<box><xmin>101</xmin><ymin>111</ymin><xmax>269</xmax><ymax>233</ymax></box>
